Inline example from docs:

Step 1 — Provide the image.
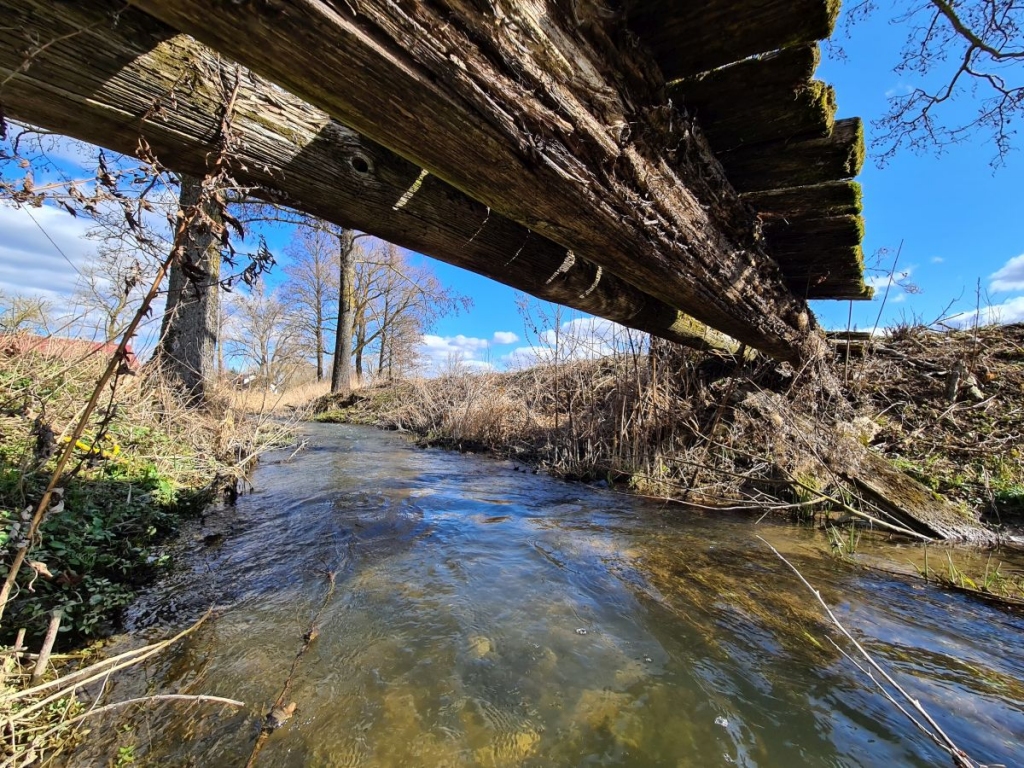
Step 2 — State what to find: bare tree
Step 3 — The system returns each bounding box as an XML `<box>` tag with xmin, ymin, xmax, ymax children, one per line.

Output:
<box><xmin>72</xmin><ymin>245</ymin><xmax>150</xmax><ymax>340</ymax></box>
<box><xmin>281</xmin><ymin>224</ymin><xmax>339</xmax><ymax>382</ymax></box>
<box><xmin>0</xmin><ymin>291</ymin><xmax>52</xmax><ymax>335</ymax></box>
<box><xmin>223</xmin><ymin>281</ymin><xmax>302</xmax><ymax>389</ymax></box>
<box><xmin>353</xmin><ymin>242</ymin><xmax>470</xmax><ymax>382</ymax></box>
<box><xmin>850</xmin><ymin>0</ymin><xmax>1024</xmax><ymax>165</ymax></box>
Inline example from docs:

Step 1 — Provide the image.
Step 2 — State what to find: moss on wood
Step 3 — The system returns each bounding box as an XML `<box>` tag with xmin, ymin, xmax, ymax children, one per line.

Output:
<box><xmin>670</xmin><ymin>46</ymin><xmax>835</xmax><ymax>151</ymax></box>
<box><xmin>722</xmin><ymin>118</ymin><xmax>865</xmax><ymax>193</ymax></box>
<box><xmin>628</xmin><ymin>0</ymin><xmax>840</xmax><ymax>80</ymax></box>
<box><xmin>743</xmin><ymin>181</ymin><xmax>862</xmax><ymax>220</ymax></box>
<box><xmin>781</xmin><ymin>246</ymin><xmax>872</xmax><ymax>300</ymax></box>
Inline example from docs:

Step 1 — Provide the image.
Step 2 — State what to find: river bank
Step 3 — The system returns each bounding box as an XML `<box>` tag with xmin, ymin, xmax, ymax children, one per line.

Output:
<box><xmin>0</xmin><ymin>345</ymin><xmax>297</xmax><ymax>645</ymax></box>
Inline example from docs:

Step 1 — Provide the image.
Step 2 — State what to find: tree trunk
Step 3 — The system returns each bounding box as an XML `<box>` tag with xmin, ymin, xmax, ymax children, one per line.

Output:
<box><xmin>354</xmin><ymin>321</ymin><xmax>366</xmax><ymax>386</ymax></box>
<box><xmin>0</xmin><ymin>0</ymin><xmax>739</xmax><ymax>356</ymax></box>
<box><xmin>156</xmin><ymin>174</ymin><xmax>220</xmax><ymax>402</ymax></box>
<box><xmin>330</xmin><ymin>232</ymin><xmax>355</xmax><ymax>396</ymax></box>
<box><xmin>315</xmin><ymin>322</ymin><xmax>324</xmax><ymax>383</ymax></box>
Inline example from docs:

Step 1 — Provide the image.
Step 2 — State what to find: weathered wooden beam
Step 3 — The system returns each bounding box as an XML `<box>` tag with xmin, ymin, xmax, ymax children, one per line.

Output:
<box><xmin>783</xmin><ymin>246</ymin><xmax>871</xmax><ymax>300</ymax></box>
<box><xmin>767</xmin><ymin>216</ymin><xmax>870</xmax><ymax>300</ymax></box>
<box><xmin>749</xmin><ymin>184</ymin><xmax>869</xmax><ymax>300</ymax></box>
<box><xmin>627</xmin><ymin>0</ymin><xmax>841</xmax><ymax>81</ymax></box>
<box><xmin>130</xmin><ymin>0</ymin><xmax>821</xmax><ymax>364</ymax></box>
<box><xmin>668</xmin><ymin>46</ymin><xmax>835</xmax><ymax>152</ymax></box>
<box><xmin>742</xmin><ymin>181</ymin><xmax>863</xmax><ymax>221</ymax></box>
<box><xmin>0</xmin><ymin>0</ymin><xmax>738</xmax><ymax>354</ymax></box>
<box><xmin>744</xmin><ymin>390</ymin><xmax>995</xmax><ymax>542</ymax></box>
<box><xmin>764</xmin><ymin>215</ymin><xmax>865</xmax><ymax>260</ymax></box>
<box><xmin>721</xmin><ymin>118</ymin><xmax>865</xmax><ymax>193</ymax></box>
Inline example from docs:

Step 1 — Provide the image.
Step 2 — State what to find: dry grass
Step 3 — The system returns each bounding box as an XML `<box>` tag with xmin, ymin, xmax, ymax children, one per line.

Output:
<box><xmin>229</xmin><ymin>379</ymin><xmax>332</xmax><ymax>415</ymax></box>
<box><xmin>320</xmin><ymin>346</ymin><xmax>811</xmax><ymax>506</ymax></box>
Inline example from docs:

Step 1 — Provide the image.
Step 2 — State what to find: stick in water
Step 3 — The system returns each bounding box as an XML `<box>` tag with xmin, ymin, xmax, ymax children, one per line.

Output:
<box><xmin>756</xmin><ymin>535</ymin><xmax>979</xmax><ymax>768</ymax></box>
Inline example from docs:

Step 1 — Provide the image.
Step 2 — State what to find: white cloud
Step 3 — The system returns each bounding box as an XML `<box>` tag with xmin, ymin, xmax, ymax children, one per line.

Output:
<box><xmin>946</xmin><ymin>296</ymin><xmax>1024</xmax><ymax>328</ymax></box>
<box><xmin>884</xmin><ymin>82</ymin><xmax>914</xmax><ymax>98</ymax></box>
<box><xmin>417</xmin><ymin>333</ymin><xmax>494</xmax><ymax>372</ymax></box>
<box><xmin>0</xmin><ymin>203</ymin><xmax>95</xmax><ymax>300</ymax></box>
<box><xmin>491</xmin><ymin>331</ymin><xmax>519</xmax><ymax>345</ymax></box>
<box><xmin>931</xmin><ymin>256</ymin><xmax>944</xmax><ymax>264</ymax></box>
<box><xmin>990</xmin><ymin>253</ymin><xmax>1024</xmax><ymax>293</ymax></box>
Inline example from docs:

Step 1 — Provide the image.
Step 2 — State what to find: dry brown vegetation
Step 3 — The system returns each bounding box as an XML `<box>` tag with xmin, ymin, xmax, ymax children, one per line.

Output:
<box><xmin>318</xmin><ymin>342</ymin><xmax>848</xmax><ymax>513</ymax></box>
<box><xmin>844</xmin><ymin>323</ymin><xmax>1024</xmax><ymax>525</ymax></box>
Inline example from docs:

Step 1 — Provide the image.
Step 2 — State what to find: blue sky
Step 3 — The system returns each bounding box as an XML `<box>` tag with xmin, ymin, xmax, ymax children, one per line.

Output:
<box><xmin>1</xmin><ymin>4</ymin><xmax>1021</xmax><ymax>371</ymax></box>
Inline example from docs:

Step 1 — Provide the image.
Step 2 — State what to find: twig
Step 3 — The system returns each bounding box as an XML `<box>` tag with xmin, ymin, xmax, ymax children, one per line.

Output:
<box><xmin>244</xmin><ymin>569</ymin><xmax>337</xmax><ymax>768</ymax></box>
<box><xmin>758</xmin><ymin>536</ymin><xmax>978</xmax><ymax>768</ymax></box>
<box><xmin>2</xmin><ymin>611</ymin><xmax>211</xmax><ymax>720</ymax></box>
<box><xmin>30</xmin><ymin>609</ymin><xmax>61</xmax><ymax>684</ymax></box>
<box><xmin>45</xmin><ymin>693</ymin><xmax>244</xmax><ymax>731</ymax></box>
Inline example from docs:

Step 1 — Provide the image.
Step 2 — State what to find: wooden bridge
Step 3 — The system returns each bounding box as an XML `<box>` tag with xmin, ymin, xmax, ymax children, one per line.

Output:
<box><xmin>1</xmin><ymin>0</ymin><xmax>867</xmax><ymax>363</ymax></box>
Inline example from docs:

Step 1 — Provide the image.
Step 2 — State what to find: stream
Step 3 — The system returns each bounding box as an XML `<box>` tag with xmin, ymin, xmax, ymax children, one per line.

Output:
<box><xmin>103</xmin><ymin>423</ymin><xmax>1024</xmax><ymax>766</ymax></box>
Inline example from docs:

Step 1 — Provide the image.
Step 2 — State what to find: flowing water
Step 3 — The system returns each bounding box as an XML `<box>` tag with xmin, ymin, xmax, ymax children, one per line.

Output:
<box><xmin>109</xmin><ymin>423</ymin><xmax>1024</xmax><ymax>767</ymax></box>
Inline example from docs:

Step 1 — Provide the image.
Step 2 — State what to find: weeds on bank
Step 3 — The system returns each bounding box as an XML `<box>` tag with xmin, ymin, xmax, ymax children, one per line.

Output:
<box><xmin>0</xmin><ymin>342</ymin><xmax>293</xmax><ymax>645</ymax></box>
<box><xmin>914</xmin><ymin>549</ymin><xmax>1024</xmax><ymax>602</ymax></box>
<box><xmin>851</xmin><ymin>323</ymin><xmax>1024</xmax><ymax>526</ymax></box>
<box><xmin>0</xmin><ymin>612</ymin><xmax>243</xmax><ymax>767</ymax></box>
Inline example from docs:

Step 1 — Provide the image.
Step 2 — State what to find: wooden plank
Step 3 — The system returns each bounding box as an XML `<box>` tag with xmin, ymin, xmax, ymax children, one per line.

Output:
<box><xmin>763</xmin><ymin>215</ymin><xmax>864</xmax><ymax>258</ymax></box>
<box><xmin>851</xmin><ymin>450</ymin><xmax>995</xmax><ymax>542</ymax></box>
<box><xmin>628</xmin><ymin>0</ymin><xmax>841</xmax><ymax>81</ymax></box>
<box><xmin>669</xmin><ymin>46</ymin><xmax>835</xmax><ymax>151</ymax></box>
<box><xmin>0</xmin><ymin>0</ymin><xmax>738</xmax><ymax>354</ymax></box>
<box><xmin>131</xmin><ymin>0</ymin><xmax>823</xmax><ymax>364</ymax></box>
<box><xmin>721</xmin><ymin>118</ymin><xmax>865</xmax><ymax>193</ymax></box>
<box><xmin>764</xmin><ymin>215</ymin><xmax>869</xmax><ymax>300</ymax></box>
<box><xmin>744</xmin><ymin>390</ymin><xmax>995</xmax><ymax>542</ymax></box>
<box><xmin>780</xmin><ymin>246</ymin><xmax>871</xmax><ymax>300</ymax></box>
<box><xmin>742</xmin><ymin>181</ymin><xmax>862</xmax><ymax>221</ymax></box>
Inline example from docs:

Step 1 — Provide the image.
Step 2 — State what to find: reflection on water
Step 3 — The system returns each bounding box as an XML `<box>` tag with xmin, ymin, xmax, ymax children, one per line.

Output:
<box><xmin>110</xmin><ymin>424</ymin><xmax>1023</xmax><ymax>767</ymax></box>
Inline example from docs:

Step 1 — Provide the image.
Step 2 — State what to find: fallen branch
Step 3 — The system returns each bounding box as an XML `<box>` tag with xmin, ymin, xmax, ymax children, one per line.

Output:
<box><xmin>29</xmin><ymin>693</ymin><xmax>244</xmax><ymax>749</ymax></box>
<box><xmin>1</xmin><ymin>611</ymin><xmax>211</xmax><ymax>721</ymax></box>
<box><xmin>758</xmin><ymin>535</ymin><xmax>978</xmax><ymax>768</ymax></box>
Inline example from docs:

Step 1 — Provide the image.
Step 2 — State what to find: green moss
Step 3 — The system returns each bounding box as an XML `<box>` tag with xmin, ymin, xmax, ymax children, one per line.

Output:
<box><xmin>848</xmin><ymin>181</ymin><xmax>863</xmax><ymax>217</ymax></box>
<box><xmin>800</xmin><ymin>81</ymin><xmax>837</xmax><ymax>139</ymax></box>
<box><xmin>824</xmin><ymin>0</ymin><xmax>842</xmax><ymax>34</ymax></box>
<box><xmin>845</xmin><ymin>118</ymin><xmax>866</xmax><ymax>177</ymax></box>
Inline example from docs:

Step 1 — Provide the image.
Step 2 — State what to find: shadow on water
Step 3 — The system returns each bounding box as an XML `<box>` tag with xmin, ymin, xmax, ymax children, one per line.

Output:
<box><xmin>84</xmin><ymin>424</ymin><xmax>1024</xmax><ymax>767</ymax></box>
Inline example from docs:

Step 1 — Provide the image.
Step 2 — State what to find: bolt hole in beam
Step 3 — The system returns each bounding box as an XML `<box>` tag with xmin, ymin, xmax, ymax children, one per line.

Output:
<box><xmin>350</xmin><ymin>154</ymin><xmax>371</xmax><ymax>174</ymax></box>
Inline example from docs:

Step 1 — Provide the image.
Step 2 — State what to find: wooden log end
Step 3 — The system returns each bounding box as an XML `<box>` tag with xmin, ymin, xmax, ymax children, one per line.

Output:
<box><xmin>743</xmin><ymin>180</ymin><xmax>862</xmax><ymax>220</ymax></box>
<box><xmin>722</xmin><ymin>117</ymin><xmax>866</xmax><ymax>193</ymax></box>
<box><xmin>630</xmin><ymin>0</ymin><xmax>842</xmax><ymax>80</ymax></box>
